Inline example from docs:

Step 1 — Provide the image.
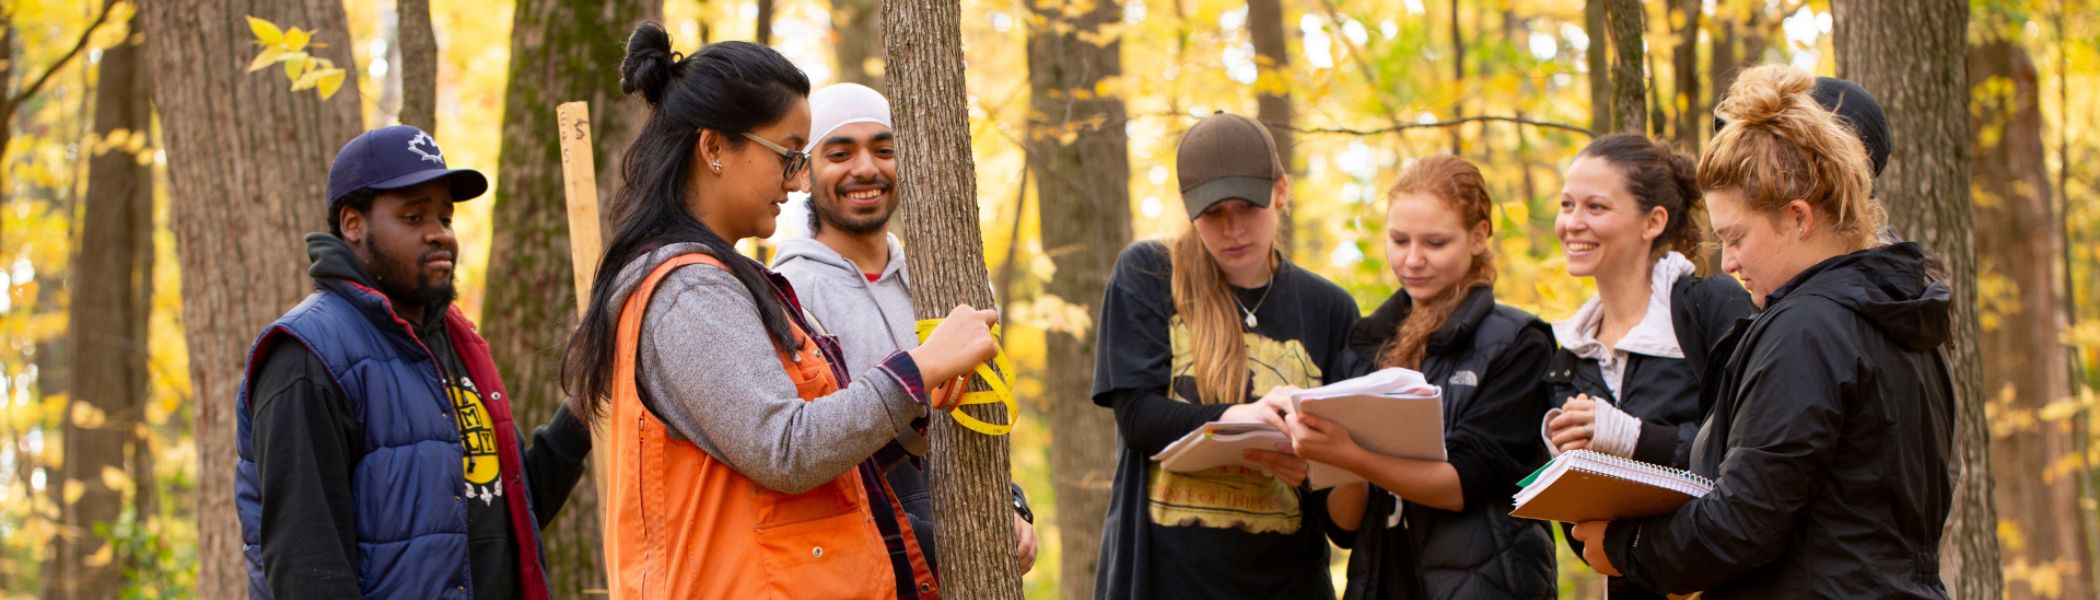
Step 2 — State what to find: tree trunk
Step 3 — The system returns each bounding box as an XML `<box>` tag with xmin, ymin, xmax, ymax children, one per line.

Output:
<box><xmin>1447</xmin><ymin>0</ymin><xmax>1464</xmax><ymax>154</ymax></box>
<box><xmin>884</xmin><ymin>0</ymin><xmax>1024</xmax><ymax>596</ymax></box>
<box><xmin>1</xmin><ymin>23</ymin><xmax>13</xmax><ymax>164</ymax></box>
<box><xmin>1585</xmin><ymin>0</ymin><xmax>1612</xmax><ymax>132</ymax></box>
<box><xmin>1970</xmin><ymin>37</ymin><xmax>2088</xmax><ymax>600</ymax></box>
<box><xmin>397</xmin><ymin>0</ymin><xmax>437</xmax><ymax>131</ymax></box>
<box><xmin>142</xmin><ymin>0</ymin><xmax>366</xmax><ymax>595</ymax></box>
<box><xmin>482</xmin><ymin>0</ymin><xmax>657</xmax><ymax>595</ymax></box>
<box><xmin>48</xmin><ymin>7</ymin><xmax>151</xmax><ymax>598</ymax></box>
<box><xmin>1246</xmin><ymin>0</ymin><xmax>1293</xmax><ymax>259</ymax></box>
<box><xmin>1603</xmin><ymin>0</ymin><xmax>1647</xmax><ymax>134</ymax></box>
<box><xmin>755</xmin><ymin>0</ymin><xmax>774</xmax><ymax>46</ymax></box>
<box><xmin>829</xmin><ymin>0</ymin><xmax>884</xmax><ymax>91</ymax></box>
<box><xmin>1023</xmin><ymin>0</ymin><xmax>1131</xmax><ymax>596</ymax></box>
<box><xmin>1668</xmin><ymin>0</ymin><xmax>1700</xmax><ymax>152</ymax></box>
<box><xmin>1706</xmin><ymin>6</ymin><xmax>1768</xmax><ymax>120</ymax></box>
<box><xmin>1833</xmin><ymin>2</ymin><xmax>1999</xmax><ymax>597</ymax></box>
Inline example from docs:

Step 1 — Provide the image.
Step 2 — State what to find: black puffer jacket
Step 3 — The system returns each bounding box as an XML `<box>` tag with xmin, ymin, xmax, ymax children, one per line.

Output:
<box><xmin>1602</xmin><ymin>242</ymin><xmax>1956</xmax><ymax>598</ymax></box>
<box><xmin>1337</xmin><ymin>286</ymin><xmax>1557</xmax><ymax>600</ymax></box>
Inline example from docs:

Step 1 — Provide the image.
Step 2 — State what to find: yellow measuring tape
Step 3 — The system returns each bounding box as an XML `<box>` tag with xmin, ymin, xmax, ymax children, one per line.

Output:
<box><xmin>914</xmin><ymin>320</ymin><xmax>1017</xmax><ymax>436</ymax></box>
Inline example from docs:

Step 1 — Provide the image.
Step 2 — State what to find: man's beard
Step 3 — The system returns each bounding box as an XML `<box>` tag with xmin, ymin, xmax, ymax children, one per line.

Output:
<box><xmin>366</xmin><ymin>243</ymin><xmax>458</xmax><ymax>313</ymax></box>
<box><xmin>812</xmin><ymin>176</ymin><xmax>896</xmax><ymax>235</ymax></box>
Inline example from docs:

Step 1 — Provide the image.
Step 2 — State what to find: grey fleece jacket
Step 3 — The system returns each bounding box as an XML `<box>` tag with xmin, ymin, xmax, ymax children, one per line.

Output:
<box><xmin>606</xmin><ymin>242</ymin><xmax>926</xmax><ymax>494</ymax></box>
<box><xmin>770</xmin><ymin>235</ymin><xmax>918</xmax><ymax>376</ymax></box>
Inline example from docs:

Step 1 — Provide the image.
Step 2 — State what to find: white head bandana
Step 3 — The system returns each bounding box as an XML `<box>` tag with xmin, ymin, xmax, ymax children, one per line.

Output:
<box><xmin>805</xmin><ymin>83</ymin><xmax>893</xmax><ymax>152</ymax></box>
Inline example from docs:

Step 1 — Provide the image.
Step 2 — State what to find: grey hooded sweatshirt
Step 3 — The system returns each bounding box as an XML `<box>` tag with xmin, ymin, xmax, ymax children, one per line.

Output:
<box><xmin>770</xmin><ymin>234</ymin><xmax>942</xmax><ymax>568</ymax></box>
<box><xmin>771</xmin><ymin>235</ymin><xmax>919</xmax><ymax>375</ymax></box>
<box><xmin>607</xmin><ymin>242</ymin><xmax>927</xmax><ymax>494</ymax></box>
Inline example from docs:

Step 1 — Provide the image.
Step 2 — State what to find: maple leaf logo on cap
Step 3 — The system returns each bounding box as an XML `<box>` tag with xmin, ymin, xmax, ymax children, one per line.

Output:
<box><xmin>407</xmin><ymin>131</ymin><xmax>445</xmax><ymax>164</ymax></box>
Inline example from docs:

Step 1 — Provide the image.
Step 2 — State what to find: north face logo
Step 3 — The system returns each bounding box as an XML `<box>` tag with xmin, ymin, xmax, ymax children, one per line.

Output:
<box><xmin>1448</xmin><ymin>370</ymin><xmax>1479</xmax><ymax>387</ymax></box>
<box><xmin>407</xmin><ymin>131</ymin><xmax>445</xmax><ymax>164</ymax></box>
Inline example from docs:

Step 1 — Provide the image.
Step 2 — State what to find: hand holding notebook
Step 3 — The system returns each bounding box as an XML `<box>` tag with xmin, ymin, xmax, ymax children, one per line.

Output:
<box><xmin>1287</xmin><ymin>368</ymin><xmax>1447</xmax><ymax>489</ymax></box>
<box><xmin>1152</xmin><ymin>420</ymin><xmax>1291</xmax><ymax>473</ymax></box>
<box><xmin>1510</xmin><ymin>449</ymin><xmax>1714</xmax><ymax>523</ymax></box>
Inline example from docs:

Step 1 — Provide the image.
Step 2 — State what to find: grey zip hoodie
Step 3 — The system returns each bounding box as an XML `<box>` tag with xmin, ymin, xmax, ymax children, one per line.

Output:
<box><xmin>771</xmin><ymin>235</ymin><xmax>919</xmax><ymax>375</ymax></box>
<box><xmin>606</xmin><ymin>242</ymin><xmax>925</xmax><ymax>494</ymax></box>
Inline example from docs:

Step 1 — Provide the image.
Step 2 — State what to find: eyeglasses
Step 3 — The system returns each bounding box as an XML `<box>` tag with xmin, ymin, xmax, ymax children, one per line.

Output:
<box><xmin>739</xmin><ymin>132</ymin><xmax>810</xmax><ymax>182</ymax></box>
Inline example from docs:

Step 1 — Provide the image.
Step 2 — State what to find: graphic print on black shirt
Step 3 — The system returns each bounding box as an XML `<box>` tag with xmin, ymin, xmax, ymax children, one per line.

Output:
<box><xmin>420</xmin><ymin>315</ymin><xmax>520</xmax><ymax>600</ymax></box>
<box><xmin>447</xmin><ymin>373</ymin><xmax>505</xmax><ymax>505</ymax></box>
<box><xmin>1148</xmin><ymin>312</ymin><xmax>1320</xmax><ymax>534</ymax></box>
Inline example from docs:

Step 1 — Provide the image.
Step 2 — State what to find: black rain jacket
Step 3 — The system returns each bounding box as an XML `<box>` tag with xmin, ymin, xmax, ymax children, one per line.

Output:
<box><xmin>1603</xmin><ymin>242</ymin><xmax>1956</xmax><ymax>598</ymax></box>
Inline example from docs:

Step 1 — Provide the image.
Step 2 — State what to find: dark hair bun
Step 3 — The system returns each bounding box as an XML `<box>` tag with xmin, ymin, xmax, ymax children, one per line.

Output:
<box><xmin>620</xmin><ymin>22</ymin><xmax>676</xmax><ymax>105</ymax></box>
<box><xmin>1664</xmin><ymin>147</ymin><xmax>1699</xmax><ymax>207</ymax></box>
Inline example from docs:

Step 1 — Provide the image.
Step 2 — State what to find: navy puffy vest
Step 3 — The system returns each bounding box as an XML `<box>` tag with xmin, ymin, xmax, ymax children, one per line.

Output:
<box><xmin>235</xmin><ymin>279</ymin><xmax>541</xmax><ymax>599</ymax></box>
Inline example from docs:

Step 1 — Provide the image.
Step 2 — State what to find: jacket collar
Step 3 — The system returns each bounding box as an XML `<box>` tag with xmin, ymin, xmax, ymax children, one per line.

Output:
<box><xmin>306</xmin><ymin>233</ymin><xmax>451</xmax><ymax>347</ymax></box>
<box><xmin>1553</xmin><ymin>252</ymin><xmax>1692</xmax><ymax>360</ymax></box>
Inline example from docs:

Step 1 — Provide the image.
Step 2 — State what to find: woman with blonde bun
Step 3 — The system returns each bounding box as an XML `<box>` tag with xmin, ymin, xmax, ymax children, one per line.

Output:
<box><xmin>1568</xmin><ymin>64</ymin><xmax>1956</xmax><ymax>599</ymax></box>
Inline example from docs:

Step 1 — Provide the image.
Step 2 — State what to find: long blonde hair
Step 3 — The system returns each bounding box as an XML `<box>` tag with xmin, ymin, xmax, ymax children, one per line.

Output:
<box><xmin>1701</xmin><ymin>64</ymin><xmax>1884</xmax><ymax>250</ymax></box>
<box><xmin>1378</xmin><ymin>156</ymin><xmax>1499</xmax><ymax>370</ymax></box>
<box><xmin>1169</xmin><ymin>231</ymin><xmax>1263</xmax><ymax>405</ymax></box>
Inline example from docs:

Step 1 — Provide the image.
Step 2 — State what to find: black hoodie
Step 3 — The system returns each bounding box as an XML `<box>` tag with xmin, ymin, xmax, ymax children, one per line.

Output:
<box><xmin>1601</xmin><ymin>242</ymin><xmax>1956</xmax><ymax>598</ymax></box>
<box><xmin>248</xmin><ymin>234</ymin><xmax>592</xmax><ymax>600</ymax></box>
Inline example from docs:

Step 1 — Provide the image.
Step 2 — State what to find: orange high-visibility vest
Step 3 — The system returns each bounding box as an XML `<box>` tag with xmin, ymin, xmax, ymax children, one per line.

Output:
<box><xmin>603</xmin><ymin>252</ymin><xmax>904</xmax><ymax>599</ymax></box>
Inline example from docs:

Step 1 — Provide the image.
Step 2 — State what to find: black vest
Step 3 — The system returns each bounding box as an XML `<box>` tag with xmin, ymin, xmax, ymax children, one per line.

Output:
<box><xmin>1342</xmin><ymin>286</ymin><xmax>1557</xmax><ymax>600</ymax></box>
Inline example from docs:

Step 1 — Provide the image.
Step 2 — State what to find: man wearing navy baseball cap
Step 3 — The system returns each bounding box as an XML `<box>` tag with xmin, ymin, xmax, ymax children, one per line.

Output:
<box><xmin>233</xmin><ymin>126</ymin><xmax>590</xmax><ymax>600</ymax></box>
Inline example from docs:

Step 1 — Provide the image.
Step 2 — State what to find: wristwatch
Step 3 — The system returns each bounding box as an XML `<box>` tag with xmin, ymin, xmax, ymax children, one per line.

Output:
<box><xmin>1011</xmin><ymin>482</ymin><xmax>1034</xmax><ymax>525</ymax></box>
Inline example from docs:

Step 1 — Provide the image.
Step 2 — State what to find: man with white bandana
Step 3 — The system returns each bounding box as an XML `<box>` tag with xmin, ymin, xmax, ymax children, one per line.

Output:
<box><xmin>771</xmin><ymin>83</ymin><xmax>1038</xmax><ymax>577</ymax></box>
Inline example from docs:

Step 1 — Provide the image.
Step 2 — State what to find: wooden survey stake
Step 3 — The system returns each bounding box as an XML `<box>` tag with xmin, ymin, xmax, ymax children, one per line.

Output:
<box><xmin>557</xmin><ymin>101</ymin><xmax>605</xmax><ymax>316</ymax></box>
<box><xmin>556</xmin><ymin>101</ymin><xmax>615</xmax><ymax>520</ymax></box>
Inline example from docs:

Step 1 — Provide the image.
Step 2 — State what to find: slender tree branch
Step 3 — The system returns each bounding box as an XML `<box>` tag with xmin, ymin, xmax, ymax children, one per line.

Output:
<box><xmin>5</xmin><ymin>2</ymin><xmax>116</xmax><ymax>112</ymax></box>
<box><xmin>1313</xmin><ymin>0</ymin><xmax>1404</xmax><ymax>127</ymax></box>
<box><xmin>1141</xmin><ymin>112</ymin><xmax>1594</xmax><ymax>137</ymax></box>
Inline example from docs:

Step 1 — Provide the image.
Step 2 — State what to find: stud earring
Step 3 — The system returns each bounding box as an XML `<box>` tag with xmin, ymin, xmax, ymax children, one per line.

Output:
<box><xmin>711</xmin><ymin>161</ymin><xmax>723</xmax><ymax>173</ymax></box>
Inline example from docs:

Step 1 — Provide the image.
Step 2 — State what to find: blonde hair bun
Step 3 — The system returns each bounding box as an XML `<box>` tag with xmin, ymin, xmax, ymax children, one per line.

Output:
<box><xmin>1715</xmin><ymin>64</ymin><xmax>1818</xmax><ymax>130</ymax></box>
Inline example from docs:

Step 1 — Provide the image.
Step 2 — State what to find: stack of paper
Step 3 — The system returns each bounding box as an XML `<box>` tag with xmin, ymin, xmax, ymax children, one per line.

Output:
<box><xmin>1290</xmin><ymin>368</ymin><xmax>1446</xmax><ymax>489</ymax></box>
<box><xmin>1510</xmin><ymin>449</ymin><xmax>1714</xmax><ymax>523</ymax></box>
<box><xmin>1152</xmin><ymin>420</ymin><xmax>1290</xmax><ymax>473</ymax></box>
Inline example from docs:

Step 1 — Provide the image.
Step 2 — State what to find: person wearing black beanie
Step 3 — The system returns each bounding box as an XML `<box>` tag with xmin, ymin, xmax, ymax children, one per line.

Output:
<box><xmin>1714</xmin><ymin>76</ymin><xmax>1891</xmax><ymax>177</ymax></box>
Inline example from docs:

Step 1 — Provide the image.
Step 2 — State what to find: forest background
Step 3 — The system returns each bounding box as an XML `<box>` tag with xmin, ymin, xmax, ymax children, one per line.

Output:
<box><xmin>3</xmin><ymin>0</ymin><xmax>2097</xmax><ymax>598</ymax></box>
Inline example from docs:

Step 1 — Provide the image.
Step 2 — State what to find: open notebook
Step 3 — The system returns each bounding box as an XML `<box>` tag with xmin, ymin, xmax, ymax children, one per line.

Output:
<box><xmin>1510</xmin><ymin>449</ymin><xmax>1715</xmax><ymax>523</ymax></box>
<box><xmin>1152</xmin><ymin>420</ymin><xmax>1290</xmax><ymax>473</ymax></box>
<box><xmin>1290</xmin><ymin>368</ymin><xmax>1446</xmax><ymax>489</ymax></box>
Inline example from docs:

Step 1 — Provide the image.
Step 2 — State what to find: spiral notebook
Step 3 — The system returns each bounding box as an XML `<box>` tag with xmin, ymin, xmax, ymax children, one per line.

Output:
<box><xmin>1509</xmin><ymin>449</ymin><xmax>1715</xmax><ymax>523</ymax></box>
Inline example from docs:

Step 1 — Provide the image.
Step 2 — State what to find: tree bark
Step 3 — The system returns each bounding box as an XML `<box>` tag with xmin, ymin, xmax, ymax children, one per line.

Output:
<box><xmin>142</xmin><ymin>0</ymin><xmax>365</xmax><ymax>595</ymax></box>
<box><xmin>1833</xmin><ymin>2</ymin><xmax>2000</xmax><ymax>597</ymax></box>
<box><xmin>482</xmin><ymin>0</ymin><xmax>657</xmax><ymax>596</ymax></box>
<box><xmin>829</xmin><ymin>0</ymin><xmax>884</xmax><ymax>91</ymax></box>
<box><xmin>397</xmin><ymin>0</ymin><xmax>437</xmax><ymax>131</ymax></box>
<box><xmin>1603</xmin><ymin>0</ymin><xmax>1647</xmax><ymax>134</ymax></box>
<box><xmin>1246</xmin><ymin>0</ymin><xmax>1293</xmax><ymax>259</ymax></box>
<box><xmin>755</xmin><ymin>0</ymin><xmax>774</xmax><ymax>46</ymax></box>
<box><xmin>48</xmin><ymin>6</ymin><xmax>151</xmax><ymax>598</ymax></box>
<box><xmin>1970</xmin><ymin>37</ymin><xmax>2088</xmax><ymax>600</ymax></box>
<box><xmin>1446</xmin><ymin>0</ymin><xmax>1464</xmax><ymax>154</ymax></box>
<box><xmin>1668</xmin><ymin>0</ymin><xmax>1700</xmax><ymax>152</ymax></box>
<box><xmin>1585</xmin><ymin>0</ymin><xmax>1612</xmax><ymax>132</ymax></box>
<box><xmin>1023</xmin><ymin>0</ymin><xmax>1131</xmax><ymax>596</ymax></box>
<box><xmin>884</xmin><ymin>0</ymin><xmax>1024</xmax><ymax>596</ymax></box>
<box><xmin>1706</xmin><ymin>5</ymin><xmax>1768</xmax><ymax>121</ymax></box>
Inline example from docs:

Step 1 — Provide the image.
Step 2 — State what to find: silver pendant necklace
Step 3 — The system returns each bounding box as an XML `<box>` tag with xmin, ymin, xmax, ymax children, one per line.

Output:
<box><xmin>1236</xmin><ymin>278</ymin><xmax>1274</xmax><ymax>329</ymax></box>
